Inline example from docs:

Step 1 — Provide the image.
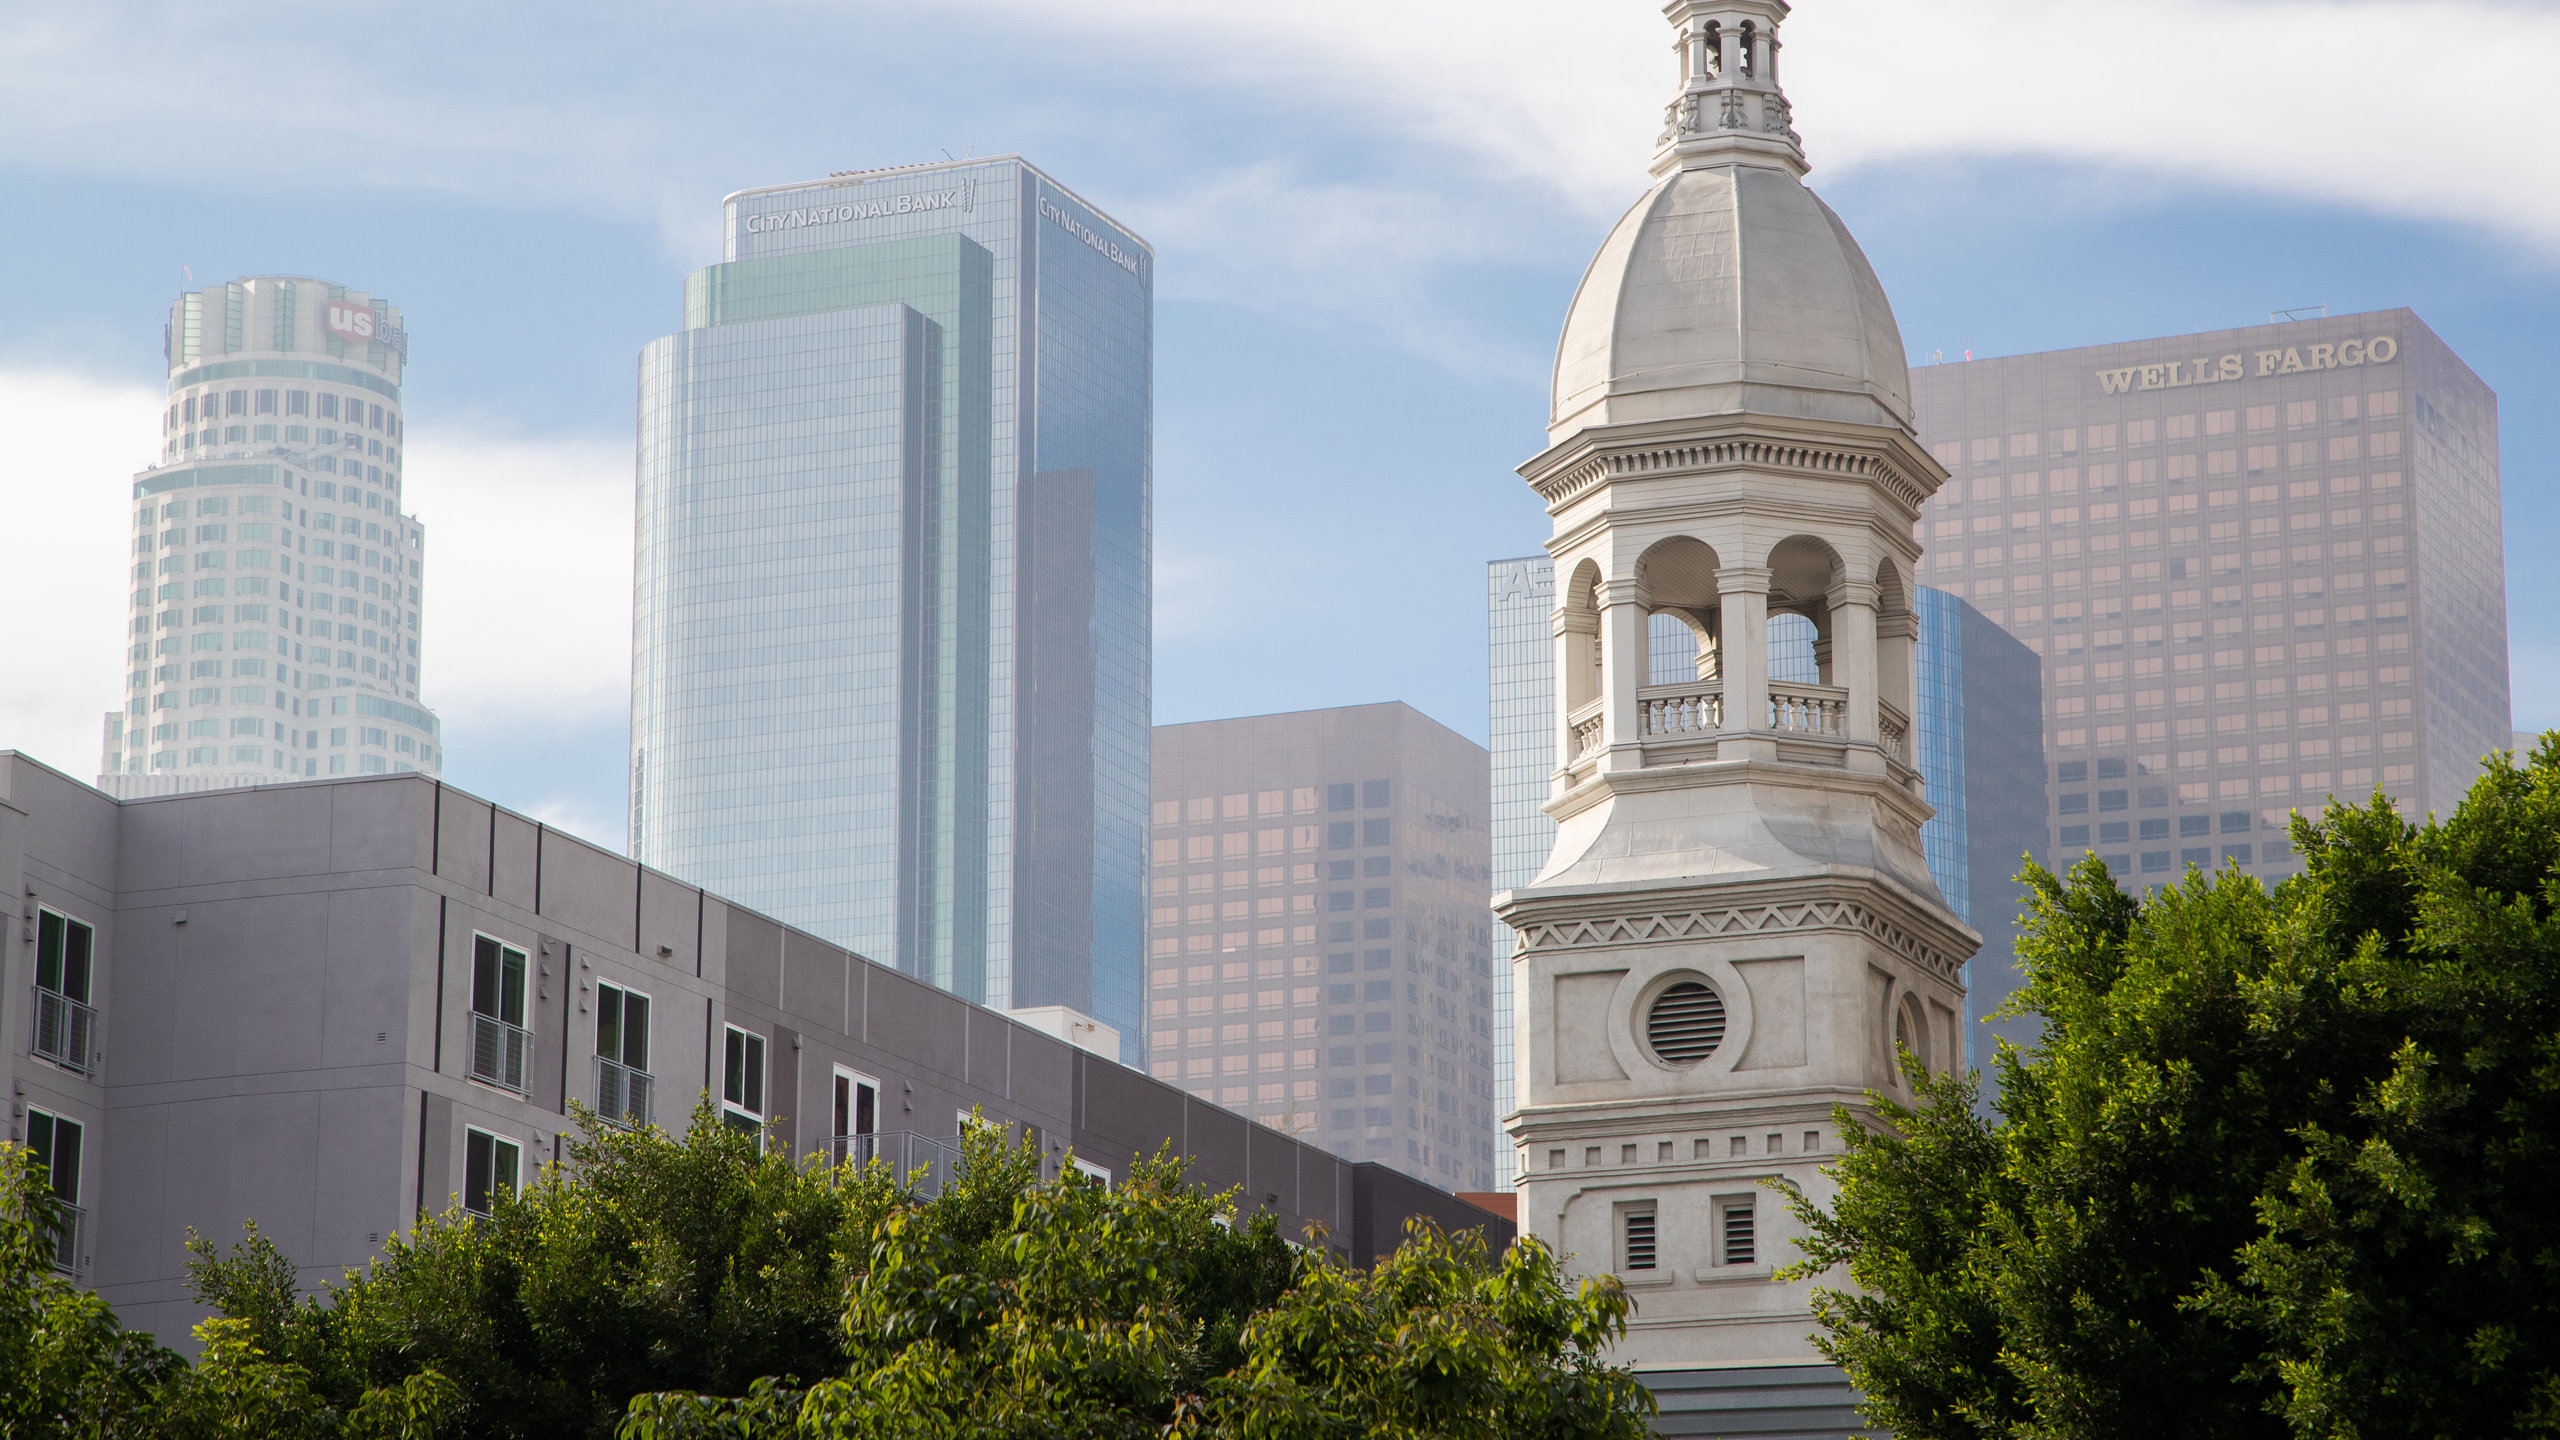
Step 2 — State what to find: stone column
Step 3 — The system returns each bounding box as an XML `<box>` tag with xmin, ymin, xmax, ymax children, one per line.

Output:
<box><xmin>1830</xmin><ymin>578</ymin><xmax>1882</xmax><ymax>770</ymax></box>
<box><xmin>1878</xmin><ymin>606</ymin><xmax>1918</xmax><ymax>785</ymax></box>
<box><xmin>1715</xmin><ymin>566</ymin><xmax>1772</xmax><ymax>758</ymax></box>
<box><xmin>1553</xmin><ymin>604</ymin><xmax>1598</xmax><ymax>790</ymax></box>
<box><xmin>1597</xmin><ymin>579</ymin><xmax>1650</xmax><ymax>772</ymax></box>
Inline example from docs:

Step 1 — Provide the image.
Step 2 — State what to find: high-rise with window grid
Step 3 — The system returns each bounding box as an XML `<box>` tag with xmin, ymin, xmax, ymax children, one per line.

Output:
<box><xmin>100</xmin><ymin>276</ymin><xmax>439</xmax><ymax>796</ymax></box>
<box><xmin>1147</xmin><ymin>704</ymin><xmax>1496</xmax><ymax>1192</ymax></box>
<box><xmin>630</xmin><ymin>158</ymin><xmax>1151</xmax><ymax>1055</ymax></box>
<box><xmin>1908</xmin><ymin>311</ymin><xmax>2506</xmax><ymax>883</ymax></box>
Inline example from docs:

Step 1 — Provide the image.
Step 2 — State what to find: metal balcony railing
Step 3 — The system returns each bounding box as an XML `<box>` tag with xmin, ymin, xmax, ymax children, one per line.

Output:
<box><xmin>594</xmin><ymin>1056</ymin><xmax>653</xmax><ymax>1129</ymax></box>
<box><xmin>47</xmin><ymin>1201</ymin><xmax>85</xmax><ymax>1275</ymax></box>
<box><xmin>469</xmin><ymin>1013</ymin><xmax>531</xmax><ymax>1094</ymax></box>
<box><xmin>33</xmin><ymin>989</ymin><xmax>96</xmax><ymax>1075</ymax></box>
<box><xmin>829</xmin><ymin>1131</ymin><xmax>965</xmax><ymax>1197</ymax></box>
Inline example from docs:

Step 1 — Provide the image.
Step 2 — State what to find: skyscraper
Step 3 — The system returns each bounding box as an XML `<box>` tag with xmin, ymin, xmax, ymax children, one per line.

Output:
<box><xmin>631</xmin><ymin>159</ymin><xmax>1151</xmax><ymax>1055</ymax></box>
<box><xmin>1488</xmin><ymin>562</ymin><xmax>2042</xmax><ymax>1153</ymax></box>
<box><xmin>102</xmin><ymin>276</ymin><xmax>440</xmax><ymax>796</ymax></box>
<box><xmin>1908</xmin><ymin>312</ymin><xmax>2506</xmax><ymax>882</ymax></box>
<box><xmin>1147</xmin><ymin>704</ymin><xmax>1497</xmax><ymax>1192</ymax></box>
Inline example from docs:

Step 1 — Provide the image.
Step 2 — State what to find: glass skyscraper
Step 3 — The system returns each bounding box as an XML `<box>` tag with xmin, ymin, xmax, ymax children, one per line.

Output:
<box><xmin>101</xmin><ymin>276</ymin><xmax>440</xmax><ymax>796</ymax></box>
<box><xmin>1486</xmin><ymin>559</ymin><xmax>2043</xmax><ymax>1164</ymax></box>
<box><xmin>631</xmin><ymin>158</ymin><xmax>1151</xmax><ymax>1056</ymax></box>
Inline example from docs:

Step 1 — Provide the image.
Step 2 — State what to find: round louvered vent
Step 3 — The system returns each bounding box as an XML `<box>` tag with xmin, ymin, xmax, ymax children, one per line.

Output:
<box><xmin>1646</xmin><ymin>981</ymin><xmax>1726</xmax><ymax>1065</ymax></box>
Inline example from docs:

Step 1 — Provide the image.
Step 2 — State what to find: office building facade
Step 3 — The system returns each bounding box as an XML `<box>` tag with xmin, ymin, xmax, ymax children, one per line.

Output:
<box><xmin>1489</xmin><ymin>563</ymin><xmax>2044</xmax><ymax>1148</ymax></box>
<box><xmin>1909</xmin><ymin>311</ymin><xmax>2506</xmax><ymax>881</ymax></box>
<box><xmin>101</xmin><ymin>276</ymin><xmax>438</xmax><ymax>795</ymax></box>
<box><xmin>1147</xmin><ymin>705</ymin><xmax>1498</xmax><ymax>1192</ymax></box>
<box><xmin>631</xmin><ymin>158</ymin><xmax>1150</xmax><ymax>1057</ymax></box>
<box><xmin>0</xmin><ymin>752</ymin><xmax>1502</xmax><ymax>1346</ymax></box>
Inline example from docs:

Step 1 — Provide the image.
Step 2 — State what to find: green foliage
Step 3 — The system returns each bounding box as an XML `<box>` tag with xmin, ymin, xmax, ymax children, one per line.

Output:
<box><xmin>183</xmin><ymin>1096</ymin><xmax>897</xmax><ymax>1439</ymax></box>
<box><xmin>1782</xmin><ymin>739</ymin><xmax>2560</xmax><ymax>1439</ymax></box>
<box><xmin>622</xmin><ymin>1125</ymin><xmax>1648</xmax><ymax>1440</ymax></box>
<box><xmin>0</xmin><ymin>1143</ymin><xmax>184</xmax><ymax>1438</ymax></box>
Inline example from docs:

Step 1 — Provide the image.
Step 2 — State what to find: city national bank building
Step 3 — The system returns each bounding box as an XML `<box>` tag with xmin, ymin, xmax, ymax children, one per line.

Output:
<box><xmin>631</xmin><ymin>159</ymin><xmax>1152</xmax><ymax>1056</ymax></box>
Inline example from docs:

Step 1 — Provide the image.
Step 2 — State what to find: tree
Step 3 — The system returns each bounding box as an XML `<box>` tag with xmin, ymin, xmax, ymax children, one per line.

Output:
<box><xmin>0</xmin><ymin>1143</ymin><xmax>184</xmax><ymax>1438</ymax></box>
<box><xmin>185</xmin><ymin>1097</ymin><xmax>901</xmax><ymax>1439</ymax></box>
<box><xmin>1780</xmin><ymin>742</ymin><xmax>2560</xmax><ymax>1439</ymax></box>
<box><xmin>621</xmin><ymin>1127</ymin><xmax>1650</xmax><ymax>1439</ymax></box>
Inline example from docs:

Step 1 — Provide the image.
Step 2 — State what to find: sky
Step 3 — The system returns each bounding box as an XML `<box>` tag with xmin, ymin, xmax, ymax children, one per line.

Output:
<box><xmin>2</xmin><ymin>0</ymin><xmax>2555</xmax><ymax>850</ymax></box>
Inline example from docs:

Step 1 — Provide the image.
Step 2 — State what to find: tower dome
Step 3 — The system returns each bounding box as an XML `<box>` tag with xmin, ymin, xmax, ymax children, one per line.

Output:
<box><xmin>1549</xmin><ymin>0</ymin><xmax>1912</xmax><ymax>441</ymax></box>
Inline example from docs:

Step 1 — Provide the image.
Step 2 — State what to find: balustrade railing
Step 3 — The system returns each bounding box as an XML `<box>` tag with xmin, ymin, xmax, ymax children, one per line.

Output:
<box><xmin>1879</xmin><ymin>701</ymin><xmax>1912</xmax><ymax>762</ymax></box>
<box><xmin>33</xmin><ymin>989</ymin><xmax>95</xmax><ymax>1074</ymax></box>
<box><xmin>1637</xmin><ymin>682</ymin><xmax>1723</xmax><ymax>739</ymax></box>
<box><xmin>830</xmin><ymin>1130</ymin><xmax>966</xmax><ymax>1196</ymax></box>
<box><xmin>1767</xmin><ymin>682</ymin><xmax>1849</xmax><ymax>738</ymax></box>
<box><xmin>594</xmin><ymin>1056</ymin><xmax>653</xmax><ymax>1129</ymax></box>
<box><xmin>1567</xmin><ymin>699</ymin><xmax>1606</xmax><ymax>761</ymax></box>
<box><xmin>47</xmin><ymin>1202</ymin><xmax>84</xmax><ymax>1275</ymax></box>
<box><xmin>470</xmin><ymin>1013</ymin><xmax>531</xmax><ymax>1094</ymax></box>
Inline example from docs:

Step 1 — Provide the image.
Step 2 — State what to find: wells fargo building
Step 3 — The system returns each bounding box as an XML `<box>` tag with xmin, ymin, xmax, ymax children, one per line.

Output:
<box><xmin>1909</xmin><ymin>310</ymin><xmax>2506</xmax><ymax>881</ymax></box>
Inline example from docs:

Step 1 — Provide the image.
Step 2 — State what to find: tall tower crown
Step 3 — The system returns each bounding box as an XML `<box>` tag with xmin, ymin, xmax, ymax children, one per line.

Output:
<box><xmin>1502</xmin><ymin>0</ymin><xmax>1971</xmax><ymax>1383</ymax></box>
<box><xmin>1551</xmin><ymin>0</ymin><xmax>1911</xmax><ymax>442</ymax></box>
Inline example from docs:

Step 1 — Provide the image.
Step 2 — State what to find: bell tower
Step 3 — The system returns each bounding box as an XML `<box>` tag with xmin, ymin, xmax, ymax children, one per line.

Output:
<box><xmin>1499</xmin><ymin>0</ymin><xmax>1975</xmax><ymax>1374</ymax></box>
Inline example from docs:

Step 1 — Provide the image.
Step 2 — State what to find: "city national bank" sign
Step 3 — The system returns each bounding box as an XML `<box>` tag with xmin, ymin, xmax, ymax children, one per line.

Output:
<box><xmin>742</xmin><ymin>184</ymin><xmax>973</xmax><ymax>236</ymax></box>
<box><xmin>2095</xmin><ymin>334</ymin><xmax>2398</xmax><ymax>395</ymax></box>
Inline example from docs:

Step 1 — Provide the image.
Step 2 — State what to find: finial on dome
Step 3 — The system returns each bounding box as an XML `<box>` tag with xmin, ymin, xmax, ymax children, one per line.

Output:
<box><xmin>1652</xmin><ymin>0</ymin><xmax>1805</xmax><ymax>179</ymax></box>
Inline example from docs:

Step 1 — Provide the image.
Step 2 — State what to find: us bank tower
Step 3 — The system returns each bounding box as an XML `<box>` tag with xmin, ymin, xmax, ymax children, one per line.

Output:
<box><xmin>102</xmin><ymin>276</ymin><xmax>440</xmax><ymax>796</ymax></box>
<box><xmin>631</xmin><ymin>159</ymin><xmax>1152</xmax><ymax>1057</ymax></box>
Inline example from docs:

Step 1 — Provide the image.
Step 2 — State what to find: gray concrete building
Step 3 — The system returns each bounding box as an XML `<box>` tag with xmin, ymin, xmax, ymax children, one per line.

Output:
<box><xmin>1909</xmin><ymin>310</ymin><xmax>2507</xmax><ymax>882</ymax></box>
<box><xmin>1147</xmin><ymin>705</ymin><xmax>1498</xmax><ymax>1193</ymax></box>
<box><xmin>0</xmin><ymin>753</ymin><xmax>1501</xmax><ymax>1346</ymax></box>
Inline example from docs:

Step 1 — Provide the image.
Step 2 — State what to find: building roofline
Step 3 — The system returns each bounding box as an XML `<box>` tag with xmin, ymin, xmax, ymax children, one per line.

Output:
<box><xmin>1152</xmin><ymin>700</ymin><xmax>1486</xmax><ymax>757</ymax></box>
<box><xmin>1909</xmin><ymin>305</ymin><xmax>2428</xmax><ymax>372</ymax></box>
<box><xmin>719</xmin><ymin>155</ymin><xmax>1152</xmax><ymax>255</ymax></box>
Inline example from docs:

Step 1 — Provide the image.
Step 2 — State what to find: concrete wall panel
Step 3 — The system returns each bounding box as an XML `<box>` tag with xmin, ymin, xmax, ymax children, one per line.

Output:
<box><xmin>537</xmin><ymin>830</ymin><xmax>637</xmax><ymax>950</ymax></box>
<box><xmin>433</xmin><ymin>788</ymin><xmax>492</xmax><ymax>892</ymax></box>
<box><xmin>490</xmin><ymin>811</ymin><xmax>539</xmax><ymax>913</ymax></box>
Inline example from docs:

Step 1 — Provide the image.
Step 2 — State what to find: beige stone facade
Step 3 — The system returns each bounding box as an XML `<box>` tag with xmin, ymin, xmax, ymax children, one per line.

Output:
<box><xmin>1502</xmin><ymin>0</ymin><xmax>1974</xmax><ymax>1371</ymax></box>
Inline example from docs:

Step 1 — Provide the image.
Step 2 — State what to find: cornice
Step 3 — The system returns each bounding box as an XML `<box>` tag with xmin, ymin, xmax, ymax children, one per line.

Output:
<box><xmin>1499</xmin><ymin>869</ymin><xmax>1976</xmax><ymax>987</ymax></box>
<box><xmin>1520</xmin><ymin>415</ymin><xmax>1947</xmax><ymax>520</ymax></box>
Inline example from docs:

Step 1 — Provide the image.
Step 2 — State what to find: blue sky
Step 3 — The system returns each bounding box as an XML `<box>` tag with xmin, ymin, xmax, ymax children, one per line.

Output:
<box><xmin>2</xmin><ymin>0</ymin><xmax>2554</xmax><ymax>846</ymax></box>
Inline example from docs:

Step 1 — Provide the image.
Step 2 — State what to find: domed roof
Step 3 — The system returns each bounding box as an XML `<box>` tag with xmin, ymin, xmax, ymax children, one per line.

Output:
<box><xmin>1550</xmin><ymin>161</ymin><xmax>1913</xmax><ymax>441</ymax></box>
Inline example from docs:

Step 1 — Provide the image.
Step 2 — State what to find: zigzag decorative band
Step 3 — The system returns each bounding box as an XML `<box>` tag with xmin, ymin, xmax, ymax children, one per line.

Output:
<box><xmin>1513</xmin><ymin>897</ymin><xmax>1962</xmax><ymax>983</ymax></box>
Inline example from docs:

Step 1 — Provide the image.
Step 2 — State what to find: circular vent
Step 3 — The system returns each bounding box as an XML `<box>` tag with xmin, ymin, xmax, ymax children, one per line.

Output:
<box><xmin>1646</xmin><ymin>981</ymin><xmax>1726</xmax><ymax>1065</ymax></box>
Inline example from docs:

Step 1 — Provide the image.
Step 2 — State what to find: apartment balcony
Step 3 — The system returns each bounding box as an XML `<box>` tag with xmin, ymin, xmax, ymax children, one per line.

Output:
<box><xmin>829</xmin><ymin>1131</ymin><xmax>965</xmax><ymax>1196</ymax></box>
<box><xmin>594</xmin><ymin>1056</ymin><xmax>653</xmax><ymax>1129</ymax></box>
<box><xmin>469</xmin><ymin>1013</ymin><xmax>531</xmax><ymax>1094</ymax></box>
<box><xmin>32</xmin><ymin>989</ymin><xmax>96</xmax><ymax>1075</ymax></box>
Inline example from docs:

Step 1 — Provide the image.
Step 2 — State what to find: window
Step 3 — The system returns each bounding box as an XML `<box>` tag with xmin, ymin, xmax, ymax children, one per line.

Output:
<box><xmin>33</xmin><ymin>910</ymin><xmax>97</xmax><ymax>1074</ymax></box>
<box><xmin>1362</xmin><ymin>818</ymin><xmax>1390</xmax><ymax>846</ymax></box>
<box><xmin>463</xmin><ymin>1127</ymin><xmax>521</xmax><ymax>1216</ymax></box>
<box><xmin>26</xmin><ymin>1108</ymin><xmax>84</xmax><ymax>1272</ymax></box>
<box><xmin>1327</xmin><ymin>783</ymin><xmax>1354</xmax><ymax>811</ymax></box>
<box><xmin>831</xmin><ymin>1067</ymin><xmax>879</xmax><ymax>1164</ymax></box>
<box><xmin>722</xmin><ymin>1025</ymin><xmax>767</xmax><ymax>1131</ymax></box>
<box><xmin>1326</xmin><ymin>822</ymin><xmax>1353</xmax><ymax>849</ymax></box>
<box><xmin>1362</xmin><ymin>779</ymin><xmax>1389</xmax><ymax>808</ymax></box>
<box><xmin>1620</xmin><ymin>1203</ymin><xmax>1658</xmax><ymax>1272</ymax></box>
<box><xmin>594</xmin><ymin>982</ymin><xmax>652</xmax><ymax>1127</ymax></box>
<box><xmin>1070</xmin><ymin>1157</ymin><xmax>1113</xmax><ymax>1185</ymax></box>
<box><xmin>1719</xmin><ymin>1197</ymin><xmax>1757</xmax><ymax>1265</ymax></box>
<box><xmin>468</xmin><ymin>935</ymin><xmax>531</xmax><ymax>1093</ymax></box>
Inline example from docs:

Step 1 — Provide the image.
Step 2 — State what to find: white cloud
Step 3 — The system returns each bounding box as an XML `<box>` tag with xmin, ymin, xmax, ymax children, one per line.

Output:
<box><xmin>987</xmin><ymin>0</ymin><xmax>2560</xmax><ymax>256</ymax></box>
<box><xmin>406</xmin><ymin>430</ymin><xmax>633</xmax><ymax>732</ymax></box>
<box><xmin>0</xmin><ymin>370</ymin><xmax>159</xmax><ymax>778</ymax></box>
<box><xmin>0</xmin><ymin>368</ymin><xmax>633</xmax><ymax>781</ymax></box>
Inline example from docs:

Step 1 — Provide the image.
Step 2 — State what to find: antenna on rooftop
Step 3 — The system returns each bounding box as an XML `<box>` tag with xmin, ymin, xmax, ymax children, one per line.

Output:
<box><xmin>2270</xmin><ymin>304</ymin><xmax>2328</xmax><ymax>323</ymax></box>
